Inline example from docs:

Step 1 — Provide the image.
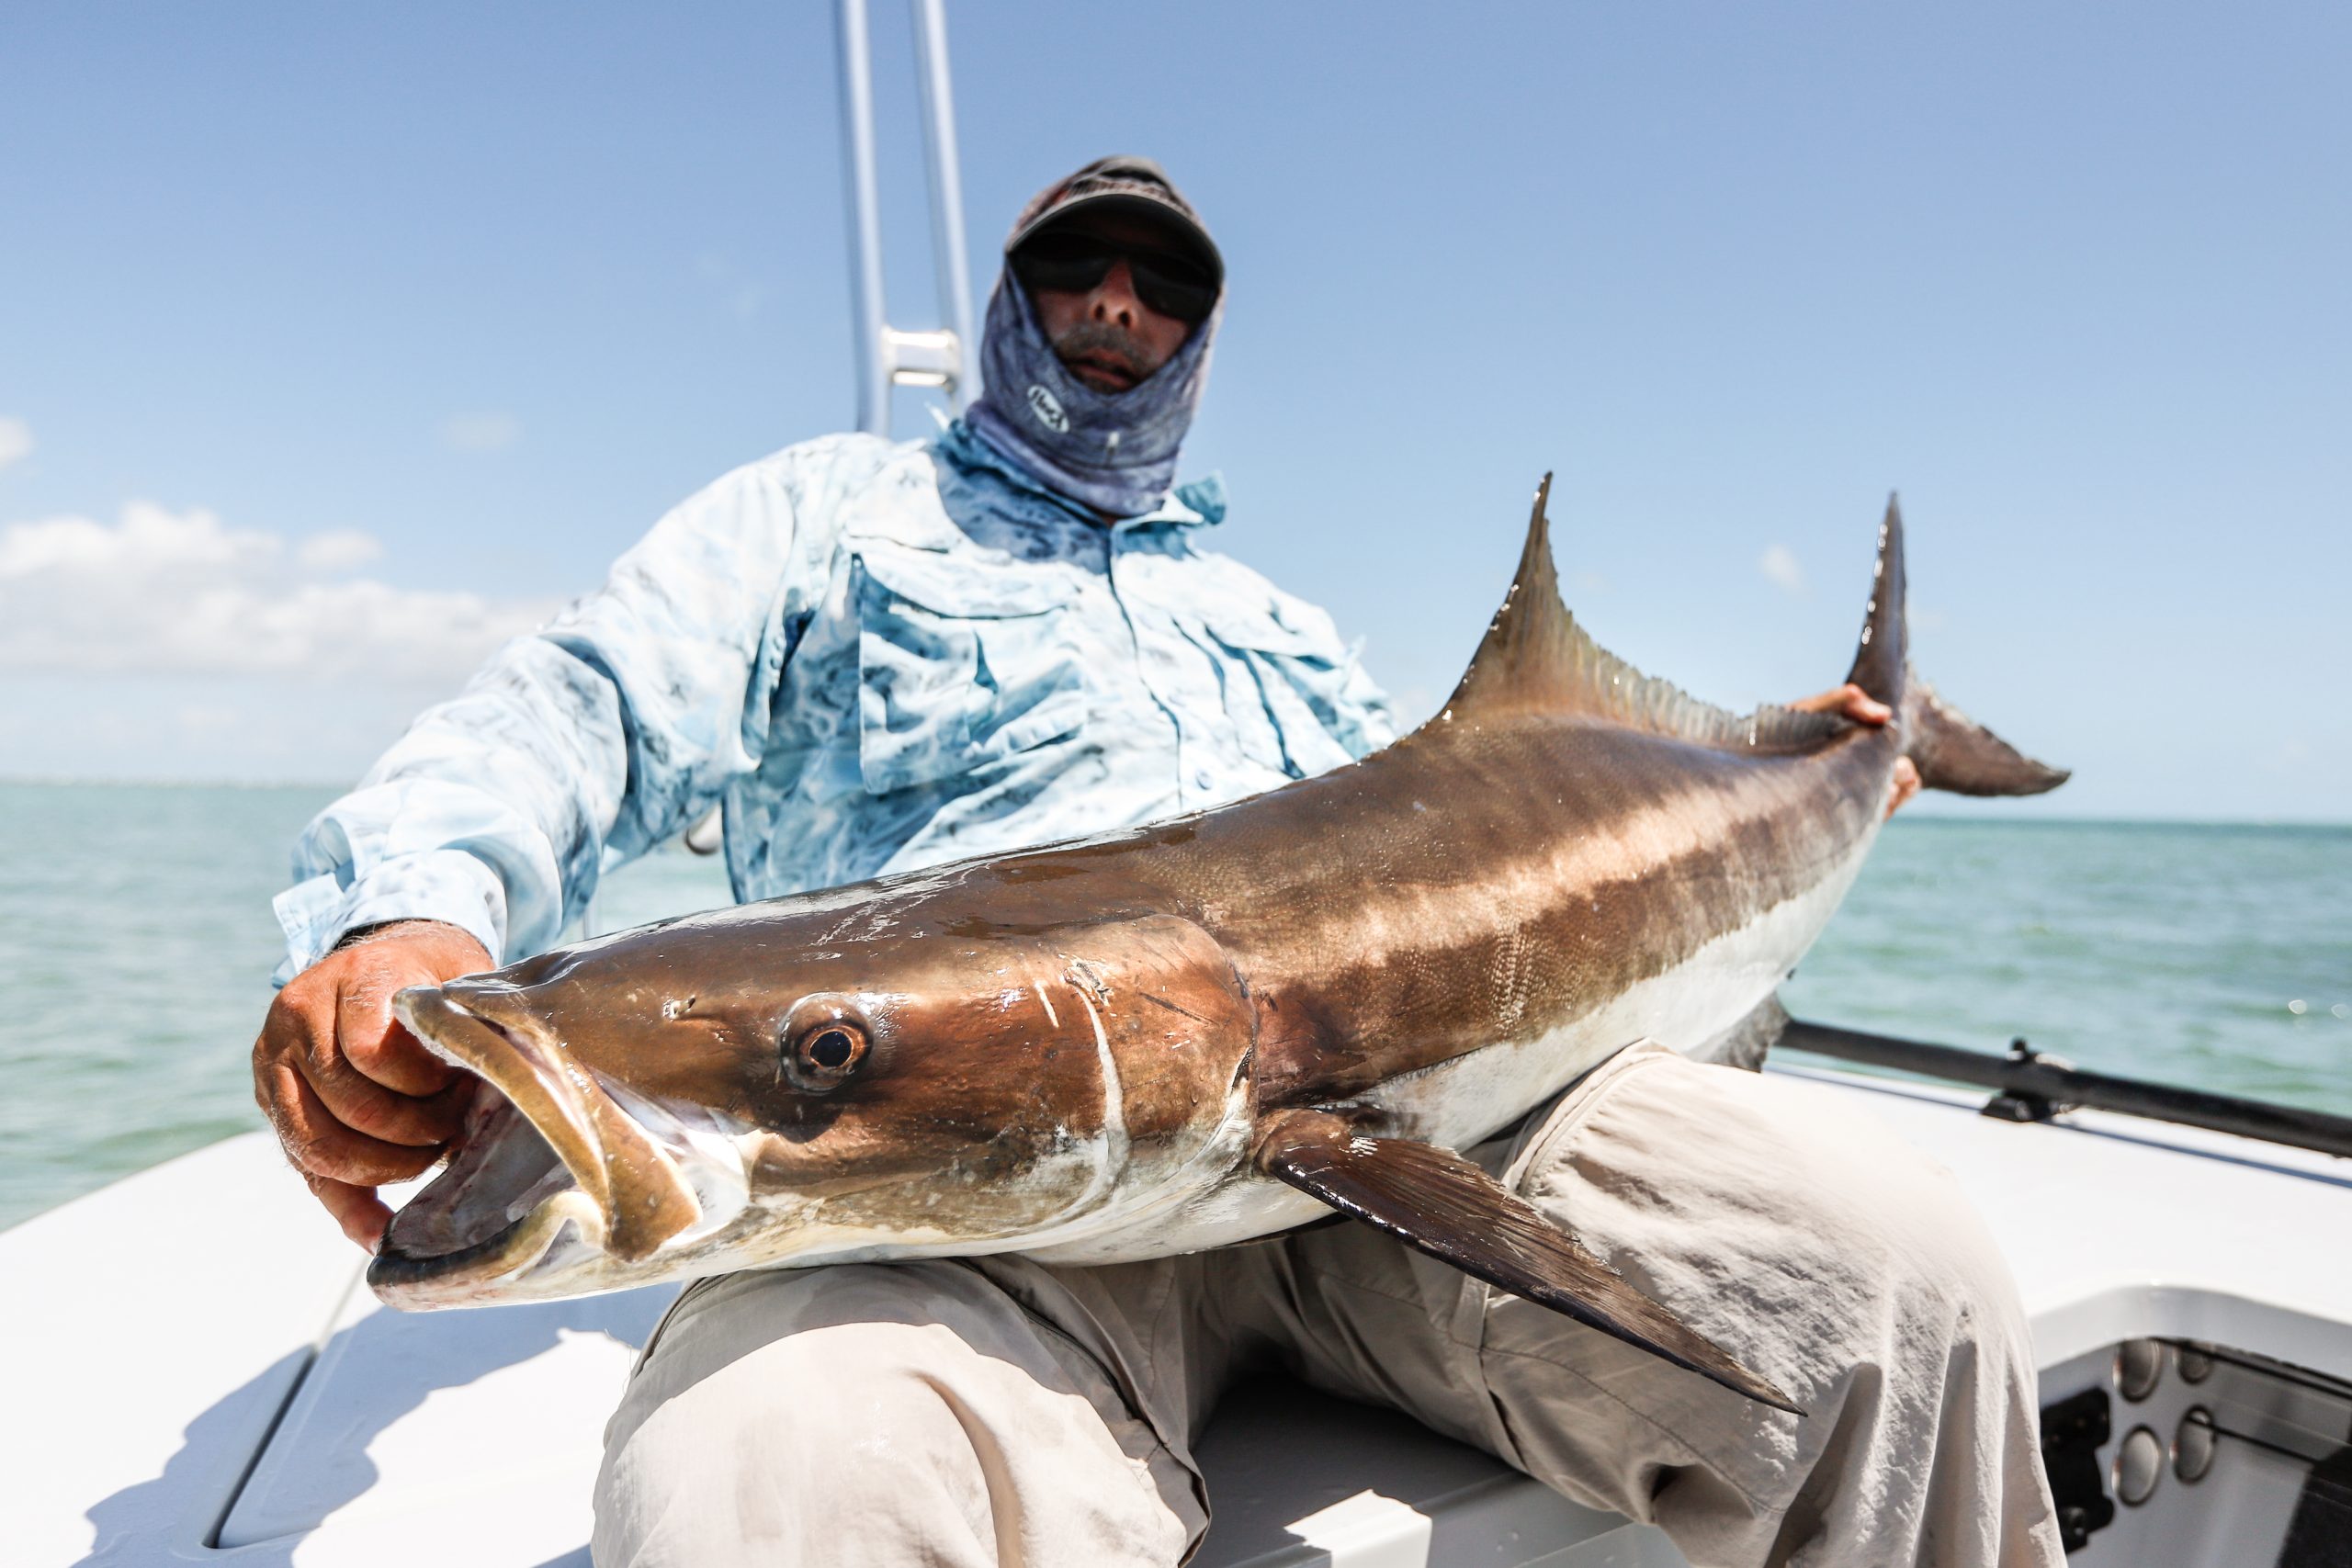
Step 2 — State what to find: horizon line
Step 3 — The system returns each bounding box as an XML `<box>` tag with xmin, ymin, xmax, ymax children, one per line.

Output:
<box><xmin>0</xmin><ymin>773</ymin><xmax>2345</xmax><ymax>832</ymax></box>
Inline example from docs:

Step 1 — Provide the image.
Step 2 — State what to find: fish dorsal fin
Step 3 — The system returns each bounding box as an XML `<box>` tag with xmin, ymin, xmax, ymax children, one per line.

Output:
<box><xmin>1254</xmin><ymin>1109</ymin><xmax>1801</xmax><ymax>1412</ymax></box>
<box><xmin>1435</xmin><ymin>476</ymin><xmax>1838</xmax><ymax>753</ymax></box>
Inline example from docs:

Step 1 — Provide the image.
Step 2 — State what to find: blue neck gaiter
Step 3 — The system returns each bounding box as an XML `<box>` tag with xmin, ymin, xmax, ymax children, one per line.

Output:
<box><xmin>967</xmin><ymin>273</ymin><xmax>1220</xmax><ymax>519</ymax></box>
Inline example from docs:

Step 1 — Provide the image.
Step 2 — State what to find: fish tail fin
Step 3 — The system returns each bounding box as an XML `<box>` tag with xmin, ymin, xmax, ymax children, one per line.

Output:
<box><xmin>1845</xmin><ymin>493</ymin><xmax>2068</xmax><ymax>796</ymax></box>
<box><xmin>1844</xmin><ymin>494</ymin><xmax>1908</xmax><ymax>710</ymax></box>
<box><xmin>1844</xmin><ymin>495</ymin><xmax>2069</xmax><ymax>799</ymax></box>
<box><xmin>1903</xmin><ymin>678</ymin><xmax>2071</xmax><ymax>796</ymax></box>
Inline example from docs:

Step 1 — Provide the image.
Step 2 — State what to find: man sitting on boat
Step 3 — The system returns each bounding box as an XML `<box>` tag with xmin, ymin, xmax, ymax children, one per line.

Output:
<box><xmin>252</xmin><ymin>156</ymin><xmax>2057</xmax><ymax>1566</ymax></box>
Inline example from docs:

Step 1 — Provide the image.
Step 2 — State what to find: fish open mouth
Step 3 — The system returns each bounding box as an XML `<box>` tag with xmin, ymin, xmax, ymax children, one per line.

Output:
<box><xmin>368</xmin><ymin>983</ymin><xmax>735</xmax><ymax>1309</ymax></box>
<box><xmin>370</xmin><ymin>1088</ymin><xmax>605</xmax><ymax>1303</ymax></box>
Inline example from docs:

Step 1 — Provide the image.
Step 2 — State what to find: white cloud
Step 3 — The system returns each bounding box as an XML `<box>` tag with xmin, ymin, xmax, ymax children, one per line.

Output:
<box><xmin>0</xmin><ymin>502</ymin><xmax>270</xmax><ymax>579</ymax></box>
<box><xmin>0</xmin><ymin>501</ymin><xmax>554</xmax><ymax>684</ymax></box>
<box><xmin>0</xmin><ymin>417</ymin><xmax>30</xmax><ymax>474</ymax></box>
<box><xmin>441</xmin><ymin>411</ymin><xmax>521</xmax><ymax>452</ymax></box>
<box><xmin>297</xmin><ymin>528</ymin><xmax>385</xmax><ymax>573</ymax></box>
<box><xmin>1758</xmin><ymin>544</ymin><xmax>1805</xmax><ymax>595</ymax></box>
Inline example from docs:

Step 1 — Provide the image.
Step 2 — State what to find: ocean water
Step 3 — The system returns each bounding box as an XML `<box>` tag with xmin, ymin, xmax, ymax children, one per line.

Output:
<box><xmin>0</xmin><ymin>782</ymin><xmax>2344</xmax><ymax>1233</ymax></box>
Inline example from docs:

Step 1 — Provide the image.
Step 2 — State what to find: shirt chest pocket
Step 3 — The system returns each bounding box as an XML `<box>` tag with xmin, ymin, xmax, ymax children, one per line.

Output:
<box><xmin>1192</xmin><ymin>604</ymin><xmax>1359</xmax><ymax>781</ymax></box>
<box><xmin>852</xmin><ymin>542</ymin><xmax>1088</xmax><ymax>794</ymax></box>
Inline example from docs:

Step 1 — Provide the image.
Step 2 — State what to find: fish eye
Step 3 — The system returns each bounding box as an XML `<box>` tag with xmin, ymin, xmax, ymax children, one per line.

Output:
<box><xmin>781</xmin><ymin>1000</ymin><xmax>871</xmax><ymax>1092</ymax></box>
<box><xmin>807</xmin><ymin>1028</ymin><xmax>857</xmax><ymax>1070</ymax></box>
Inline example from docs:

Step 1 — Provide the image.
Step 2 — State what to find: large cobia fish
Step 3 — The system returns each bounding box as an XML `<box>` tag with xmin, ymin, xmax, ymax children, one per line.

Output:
<box><xmin>373</xmin><ymin>483</ymin><xmax>2064</xmax><ymax>1412</ymax></box>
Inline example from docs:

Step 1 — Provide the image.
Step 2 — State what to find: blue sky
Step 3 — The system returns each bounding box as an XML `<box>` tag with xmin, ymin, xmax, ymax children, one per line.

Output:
<box><xmin>1</xmin><ymin>1</ymin><xmax>2344</xmax><ymax>820</ymax></box>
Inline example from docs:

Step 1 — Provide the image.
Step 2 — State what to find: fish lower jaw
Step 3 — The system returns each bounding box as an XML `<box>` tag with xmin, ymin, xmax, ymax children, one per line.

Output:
<box><xmin>371</xmin><ymin>1169</ymin><xmax>758</xmax><ymax>1310</ymax></box>
<box><xmin>369</xmin><ymin>1189</ymin><xmax>608</xmax><ymax>1310</ymax></box>
<box><xmin>369</xmin><ymin>1072</ymin><xmax>757</xmax><ymax>1308</ymax></box>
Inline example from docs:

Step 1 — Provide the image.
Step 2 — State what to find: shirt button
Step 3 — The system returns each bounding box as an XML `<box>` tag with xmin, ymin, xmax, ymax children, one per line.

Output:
<box><xmin>1193</xmin><ymin>768</ymin><xmax>1214</xmax><ymax>790</ymax></box>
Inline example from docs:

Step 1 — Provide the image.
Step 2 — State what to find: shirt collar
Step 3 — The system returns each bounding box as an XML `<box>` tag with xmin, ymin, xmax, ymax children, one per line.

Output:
<box><xmin>937</xmin><ymin>417</ymin><xmax>1225</xmax><ymax>531</ymax></box>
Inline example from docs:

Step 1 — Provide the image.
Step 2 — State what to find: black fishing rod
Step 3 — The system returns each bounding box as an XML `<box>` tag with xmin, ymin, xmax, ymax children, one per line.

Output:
<box><xmin>1779</xmin><ymin>1018</ymin><xmax>2352</xmax><ymax>1162</ymax></box>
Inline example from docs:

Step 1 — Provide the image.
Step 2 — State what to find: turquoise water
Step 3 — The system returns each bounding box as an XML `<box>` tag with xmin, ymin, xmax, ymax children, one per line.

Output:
<box><xmin>1778</xmin><ymin>819</ymin><xmax>2352</xmax><ymax>1112</ymax></box>
<box><xmin>0</xmin><ymin>783</ymin><xmax>2345</xmax><ymax>1232</ymax></box>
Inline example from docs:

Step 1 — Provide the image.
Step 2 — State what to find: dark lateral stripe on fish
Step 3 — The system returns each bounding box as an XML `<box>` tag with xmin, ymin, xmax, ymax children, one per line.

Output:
<box><xmin>1154</xmin><ymin>727</ymin><xmax>1888</xmax><ymax>1104</ymax></box>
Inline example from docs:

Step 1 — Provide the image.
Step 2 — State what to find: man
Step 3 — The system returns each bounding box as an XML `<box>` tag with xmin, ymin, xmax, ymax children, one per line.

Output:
<box><xmin>254</xmin><ymin>158</ymin><xmax>2053</xmax><ymax>1565</ymax></box>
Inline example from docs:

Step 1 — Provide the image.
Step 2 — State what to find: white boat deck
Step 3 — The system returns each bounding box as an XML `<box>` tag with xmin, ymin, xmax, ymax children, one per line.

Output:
<box><xmin>6</xmin><ymin>1065</ymin><xmax>2347</xmax><ymax>1567</ymax></box>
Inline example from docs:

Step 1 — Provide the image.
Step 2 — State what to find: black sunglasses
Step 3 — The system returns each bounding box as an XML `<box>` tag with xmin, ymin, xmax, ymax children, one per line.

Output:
<box><xmin>1011</xmin><ymin>231</ymin><xmax>1220</xmax><ymax>325</ymax></box>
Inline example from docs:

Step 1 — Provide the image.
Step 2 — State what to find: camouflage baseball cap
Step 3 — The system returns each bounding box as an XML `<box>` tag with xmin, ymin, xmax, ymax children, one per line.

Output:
<box><xmin>1003</xmin><ymin>155</ymin><xmax>1223</xmax><ymax>293</ymax></box>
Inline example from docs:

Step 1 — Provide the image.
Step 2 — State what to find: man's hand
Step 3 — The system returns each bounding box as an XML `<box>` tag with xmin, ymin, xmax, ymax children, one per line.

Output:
<box><xmin>253</xmin><ymin>919</ymin><xmax>492</xmax><ymax>1249</ymax></box>
<box><xmin>1789</xmin><ymin>682</ymin><xmax>1921</xmax><ymax>819</ymax></box>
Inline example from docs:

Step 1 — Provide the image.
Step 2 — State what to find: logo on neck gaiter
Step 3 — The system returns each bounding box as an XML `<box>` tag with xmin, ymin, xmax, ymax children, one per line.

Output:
<box><xmin>1024</xmin><ymin>385</ymin><xmax>1069</xmax><ymax>434</ymax></box>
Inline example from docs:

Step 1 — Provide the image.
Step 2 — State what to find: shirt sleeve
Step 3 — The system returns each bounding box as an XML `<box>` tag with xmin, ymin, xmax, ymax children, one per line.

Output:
<box><xmin>272</xmin><ymin>447</ymin><xmax>843</xmax><ymax>982</ymax></box>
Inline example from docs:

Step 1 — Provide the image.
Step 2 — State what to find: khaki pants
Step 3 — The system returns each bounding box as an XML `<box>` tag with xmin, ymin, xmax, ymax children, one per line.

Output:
<box><xmin>594</xmin><ymin>1044</ymin><xmax>2064</xmax><ymax>1567</ymax></box>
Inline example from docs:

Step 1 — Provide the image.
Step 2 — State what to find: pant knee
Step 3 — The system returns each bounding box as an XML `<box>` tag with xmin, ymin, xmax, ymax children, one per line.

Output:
<box><xmin>594</xmin><ymin>1264</ymin><xmax>1194</xmax><ymax>1568</ymax></box>
<box><xmin>1498</xmin><ymin>1056</ymin><xmax>2059</xmax><ymax>1562</ymax></box>
<box><xmin>598</xmin><ymin>1318</ymin><xmax>1002</xmax><ymax>1565</ymax></box>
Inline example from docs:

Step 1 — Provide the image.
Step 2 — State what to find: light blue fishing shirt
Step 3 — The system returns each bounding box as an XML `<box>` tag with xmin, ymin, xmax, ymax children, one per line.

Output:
<box><xmin>274</xmin><ymin>421</ymin><xmax>1394</xmax><ymax>980</ymax></box>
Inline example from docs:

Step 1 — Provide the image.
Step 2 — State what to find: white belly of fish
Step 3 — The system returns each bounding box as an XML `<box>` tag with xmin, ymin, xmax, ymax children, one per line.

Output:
<box><xmin>1400</xmin><ymin>860</ymin><xmax>1869</xmax><ymax>1151</ymax></box>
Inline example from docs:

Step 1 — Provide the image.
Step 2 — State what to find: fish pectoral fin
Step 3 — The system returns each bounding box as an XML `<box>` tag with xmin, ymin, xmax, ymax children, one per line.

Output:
<box><xmin>1254</xmin><ymin>1110</ymin><xmax>1803</xmax><ymax>1415</ymax></box>
<box><xmin>1688</xmin><ymin>995</ymin><xmax>1792</xmax><ymax>1071</ymax></box>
